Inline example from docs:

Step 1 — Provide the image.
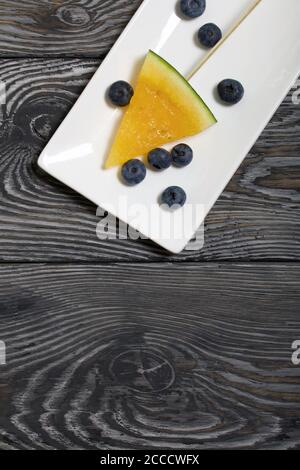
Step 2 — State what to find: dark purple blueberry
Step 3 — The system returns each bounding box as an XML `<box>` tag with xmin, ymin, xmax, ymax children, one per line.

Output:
<box><xmin>198</xmin><ymin>23</ymin><xmax>222</xmax><ymax>48</ymax></box>
<box><xmin>108</xmin><ymin>81</ymin><xmax>134</xmax><ymax>107</ymax></box>
<box><xmin>171</xmin><ymin>144</ymin><xmax>193</xmax><ymax>168</ymax></box>
<box><xmin>121</xmin><ymin>159</ymin><xmax>146</xmax><ymax>186</ymax></box>
<box><xmin>148</xmin><ymin>148</ymin><xmax>172</xmax><ymax>170</ymax></box>
<box><xmin>180</xmin><ymin>0</ymin><xmax>206</xmax><ymax>18</ymax></box>
<box><xmin>161</xmin><ymin>186</ymin><xmax>187</xmax><ymax>208</ymax></box>
<box><xmin>218</xmin><ymin>79</ymin><xmax>244</xmax><ymax>104</ymax></box>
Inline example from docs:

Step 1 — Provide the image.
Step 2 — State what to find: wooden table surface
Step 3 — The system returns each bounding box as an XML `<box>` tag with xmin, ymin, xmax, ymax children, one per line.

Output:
<box><xmin>0</xmin><ymin>0</ymin><xmax>299</xmax><ymax>450</ymax></box>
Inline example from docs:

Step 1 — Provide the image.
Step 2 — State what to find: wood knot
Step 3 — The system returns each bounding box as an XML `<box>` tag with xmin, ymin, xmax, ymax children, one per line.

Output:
<box><xmin>56</xmin><ymin>5</ymin><xmax>91</xmax><ymax>26</ymax></box>
<box><xmin>109</xmin><ymin>349</ymin><xmax>175</xmax><ymax>393</ymax></box>
<box><xmin>30</xmin><ymin>114</ymin><xmax>53</xmax><ymax>141</ymax></box>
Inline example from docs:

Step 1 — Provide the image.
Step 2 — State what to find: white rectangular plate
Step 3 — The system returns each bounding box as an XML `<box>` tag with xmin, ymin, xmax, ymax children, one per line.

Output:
<box><xmin>38</xmin><ymin>0</ymin><xmax>300</xmax><ymax>253</ymax></box>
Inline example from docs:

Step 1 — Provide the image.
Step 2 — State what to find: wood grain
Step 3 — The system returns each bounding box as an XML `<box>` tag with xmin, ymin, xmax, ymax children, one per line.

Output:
<box><xmin>0</xmin><ymin>58</ymin><xmax>299</xmax><ymax>261</ymax></box>
<box><xmin>0</xmin><ymin>0</ymin><xmax>299</xmax><ymax>454</ymax></box>
<box><xmin>0</xmin><ymin>0</ymin><xmax>143</xmax><ymax>58</ymax></box>
<box><xmin>0</xmin><ymin>263</ymin><xmax>299</xmax><ymax>450</ymax></box>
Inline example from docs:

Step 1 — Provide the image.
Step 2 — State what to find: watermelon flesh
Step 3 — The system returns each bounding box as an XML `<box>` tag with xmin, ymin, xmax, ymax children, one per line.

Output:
<box><xmin>105</xmin><ymin>50</ymin><xmax>216</xmax><ymax>169</ymax></box>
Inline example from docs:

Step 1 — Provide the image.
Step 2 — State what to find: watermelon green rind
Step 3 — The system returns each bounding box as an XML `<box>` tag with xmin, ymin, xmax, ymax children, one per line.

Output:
<box><xmin>148</xmin><ymin>50</ymin><xmax>217</xmax><ymax>125</ymax></box>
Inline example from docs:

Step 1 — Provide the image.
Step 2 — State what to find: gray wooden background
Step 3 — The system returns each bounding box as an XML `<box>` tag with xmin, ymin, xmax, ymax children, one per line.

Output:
<box><xmin>0</xmin><ymin>0</ymin><xmax>299</xmax><ymax>450</ymax></box>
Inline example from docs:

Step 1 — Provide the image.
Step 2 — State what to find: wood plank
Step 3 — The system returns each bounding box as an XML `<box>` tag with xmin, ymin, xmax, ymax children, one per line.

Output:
<box><xmin>0</xmin><ymin>0</ymin><xmax>143</xmax><ymax>58</ymax></box>
<box><xmin>0</xmin><ymin>59</ymin><xmax>299</xmax><ymax>261</ymax></box>
<box><xmin>0</xmin><ymin>263</ymin><xmax>299</xmax><ymax>450</ymax></box>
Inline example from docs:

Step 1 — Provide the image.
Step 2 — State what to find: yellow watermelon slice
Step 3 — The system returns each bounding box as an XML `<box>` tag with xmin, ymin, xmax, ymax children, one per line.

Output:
<box><xmin>105</xmin><ymin>50</ymin><xmax>216</xmax><ymax>168</ymax></box>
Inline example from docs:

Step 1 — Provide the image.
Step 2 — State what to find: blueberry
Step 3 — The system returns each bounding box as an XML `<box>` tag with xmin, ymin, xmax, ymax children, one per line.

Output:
<box><xmin>121</xmin><ymin>159</ymin><xmax>146</xmax><ymax>186</ymax></box>
<box><xmin>198</xmin><ymin>23</ymin><xmax>222</xmax><ymax>48</ymax></box>
<box><xmin>108</xmin><ymin>81</ymin><xmax>134</xmax><ymax>107</ymax></box>
<box><xmin>171</xmin><ymin>144</ymin><xmax>193</xmax><ymax>168</ymax></box>
<box><xmin>180</xmin><ymin>0</ymin><xmax>206</xmax><ymax>18</ymax></box>
<box><xmin>218</xmin><ymin>79</ymin><xmax>244</xmax><ymax>104</ymax></box>
<box><xmin>161</xmin><ymin>186</ymin><xmax>187</xmax><ymax>208</ymax></box>
<box><xmin>148</xmin><ymin>148</ymin><xmax>172</xmax><ymax>170</ymax></box>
